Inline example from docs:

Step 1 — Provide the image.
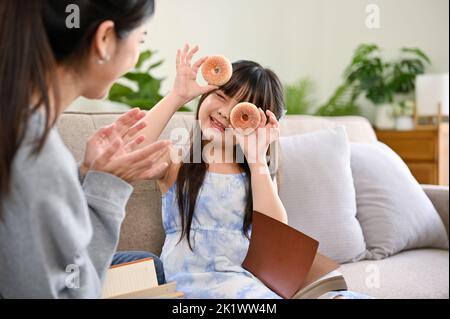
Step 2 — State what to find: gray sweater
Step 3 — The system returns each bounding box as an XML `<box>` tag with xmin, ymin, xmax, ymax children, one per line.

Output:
<box><xmin>0</xmin><ymin>112</ymin><xmax>133</xmax><ymax>298</ymax></box>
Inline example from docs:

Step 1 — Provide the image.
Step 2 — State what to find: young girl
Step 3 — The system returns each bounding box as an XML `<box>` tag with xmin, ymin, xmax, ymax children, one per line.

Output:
<box><xmin>139</xmin><ymin>45</ymin><xmax>371</xmax><ymax>299</ymax></box>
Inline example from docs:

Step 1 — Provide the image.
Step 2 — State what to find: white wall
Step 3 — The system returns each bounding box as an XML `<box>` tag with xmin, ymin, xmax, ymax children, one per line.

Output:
<box><xmin>69</xmin><ymin>0</ymin><xmax>449</xmax><ymax>121</ymax></box>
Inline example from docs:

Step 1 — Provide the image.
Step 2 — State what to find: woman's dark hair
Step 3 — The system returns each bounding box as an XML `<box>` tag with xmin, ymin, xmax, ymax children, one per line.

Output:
<box><xmin>176</xmin><ymin>60</ymin><xmax>286</xmax><ymax>250</ymax></box>
<box><xmin>0</xmin><ymin>0</ymin><xmax>154</xmax><ymax>211</ymax></box>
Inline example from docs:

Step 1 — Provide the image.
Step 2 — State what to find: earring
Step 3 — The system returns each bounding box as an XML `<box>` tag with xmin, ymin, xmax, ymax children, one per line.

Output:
<box><xmin>97</xmin><ymin>54</ymin><xmax>110</xmax><ymax>65</ymax></box>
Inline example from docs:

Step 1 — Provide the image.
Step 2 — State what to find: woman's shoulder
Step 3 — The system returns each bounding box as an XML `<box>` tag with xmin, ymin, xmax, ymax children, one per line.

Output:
<box><xmin>15</xmin><ymin>114</ymin><xmax>76</xmax><ymax>177</ymax></box>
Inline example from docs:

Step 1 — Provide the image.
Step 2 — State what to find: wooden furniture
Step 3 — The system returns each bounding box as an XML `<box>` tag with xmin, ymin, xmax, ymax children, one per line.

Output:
<box><xmin>375</xmin><ymin>123</ymin><xmax>449</xmax><ymax>186</ymax></box>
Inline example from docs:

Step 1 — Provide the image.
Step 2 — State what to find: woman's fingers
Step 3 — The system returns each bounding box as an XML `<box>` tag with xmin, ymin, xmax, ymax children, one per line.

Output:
<box><xmin>124</xmin><ymin>135</ymin><xmax>145</xmax><ymax>152</ymax></box>
<box><xmin>93</xmin><ymin>138</ymin><xmax>122</xmax><ymax>167</ymax></box>
<box><xmin>128</xmin><ymin>143</ymin><xmax>170</xmax><ymax>172</ymax></box>
<box><xmin>95</xmin><ymin>123</ymin><xmax>115</xmax><ymax>140</ymax></box>
<box><xmin>122</xmin><ymin>145</ymin><xmax>170</xmax><ymax>181</ymax></box>
<box><xmin>102</xmin><ymin>140</ymin><xmax>170</xmax><ymax>178</ymax></box>
<box><xmin>124</xmin><ymin>121</ymin><xmax>147</xmax><ymax>143</ymax></box>
<box><xmin>134</xmin><ymin>141</ymin><xmax>169</xmax><ymax>169</ymax></box>
<box><xmin>117</xmin><ymin>108</ymin><xmax>139</xmax><ymax>127</ymax></box>
<box><xmin>121</xmin><ymin>140</ymin><xmax>171</xmax><ymax>165</ymax></box>
<box><xmin>114</xmin><ymin>108</ymin><xmax>145</xmax><ymax>137</ymax></box>
<box><xmin>137</xmin><ymin>162</ymin><xmax>169</xmax><ymax>181</ymax></box>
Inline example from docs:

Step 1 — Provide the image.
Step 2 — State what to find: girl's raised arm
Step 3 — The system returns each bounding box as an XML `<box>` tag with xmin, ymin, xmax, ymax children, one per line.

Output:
<box><xmin>235</xmin><ymin>109</ymin><xmax>288</xmax><ymax>224</ymax></box>
<box><xmin>133</xmin><ymin>44</ymin><xmax>217</xmax><ymax>146</ymax></box>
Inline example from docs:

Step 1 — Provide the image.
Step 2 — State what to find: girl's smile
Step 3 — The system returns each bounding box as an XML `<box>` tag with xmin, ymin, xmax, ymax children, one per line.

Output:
<box><xmin>199</xmin><ymin>90</ymin><xmax>237</xmax><ymax>140</ymax></box>
<box><xmin>209</xmin><ymin>114</ymin><xmax>227</xmax><ymax>132</ymax></box>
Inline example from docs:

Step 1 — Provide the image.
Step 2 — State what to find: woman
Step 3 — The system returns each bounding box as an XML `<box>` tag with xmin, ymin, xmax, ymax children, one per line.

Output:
<box><xmin>0</xmin><ymin>0</ymin><xmax>168</xmax><ymax>298</ymax></box>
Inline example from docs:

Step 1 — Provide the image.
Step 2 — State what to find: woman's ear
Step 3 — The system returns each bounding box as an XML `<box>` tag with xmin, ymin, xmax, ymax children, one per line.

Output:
<box><xmin>93</xmin><ymin>20</ymin><xmax>116</xmax><ymax>64</ymax></box>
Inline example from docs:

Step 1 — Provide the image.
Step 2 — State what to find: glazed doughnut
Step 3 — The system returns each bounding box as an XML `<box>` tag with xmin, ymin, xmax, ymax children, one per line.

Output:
<box><xmin>201</xmin><ymin>55</ymin><xmax>233</xmax><ymax>86</ymax></box>
<box><xmin>230</xmin><ymin>102</ymin><xmax>261</xmax><ymax>134</ymax></box>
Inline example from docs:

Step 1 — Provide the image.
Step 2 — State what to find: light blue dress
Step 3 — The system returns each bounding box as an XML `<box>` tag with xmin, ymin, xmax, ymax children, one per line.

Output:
<box><xmin>160</xmin><ymin>171</ymin><xmax>372</xmax><ymax>299</ymax></box>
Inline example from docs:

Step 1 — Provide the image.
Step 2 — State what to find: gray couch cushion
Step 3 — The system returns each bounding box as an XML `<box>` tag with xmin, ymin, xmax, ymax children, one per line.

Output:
<box><xmin>340</xmin><ymin>249</ymin><xmax>449</xmax><ymax>299</ymax></box>
<box><xmin>279</xmin><ymin>127</ymin><xmax>367</xmax><ymax>263</ymax></box>
<box><xmin>119</xmin><ymin>180</ymin><xmax>164</xmax><ymax>255</ymax></box>
<box><xmin>422</xmin><ymin>185</ymin><xmax>449</xmax><ymax>236</ymax></box>
<box><xmin>351</xmin><ymin>142</ymin><xmax>449</xmax><ymax>260</ymax></box>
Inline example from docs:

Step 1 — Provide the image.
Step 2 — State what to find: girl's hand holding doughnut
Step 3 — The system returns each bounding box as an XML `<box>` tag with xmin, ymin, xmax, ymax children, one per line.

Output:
<box><xmin>171</xmin><ymin>44</ymin><xmax>219</xmax><ymax>106</ymax></box>
<box><xmin>230</xmin><ymin>102</ymin><xmax>261</xmax><ymax>134</ymax></box>
<box><xmin>231</xmin><ymin>107</ymin><xmax>280</xmax><ymax>166</ymax></box>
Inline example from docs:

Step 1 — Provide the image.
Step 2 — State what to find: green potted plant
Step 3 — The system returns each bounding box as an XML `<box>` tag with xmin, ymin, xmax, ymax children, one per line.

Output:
<box><xmin>344</xmin><ymin>44</ymin><xmax>431</xmax><ymax>128</ymax></box>
<box><xmin>315</xmin><ymin>83</ymin><xmax>361</xmax><ymax>116</ymax></box>
<box><xmin>107</xmin><ymin>50</ymin><xmax>191</xmax><ymax>111</ymax></box>
<box><xmin>283</xmin><ymin>78</ymin><xmax>315</xmax><ymax>115</ymax></box>
<box><xmin>316</xmin><ymin>44</ymin><xmax>431</xmax><ymax>125</ymax></box>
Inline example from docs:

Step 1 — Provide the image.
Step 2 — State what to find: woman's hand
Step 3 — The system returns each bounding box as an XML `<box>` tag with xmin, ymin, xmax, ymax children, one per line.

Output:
<box><xmin>89</xmin><ymin>139</ymin><xmax>171</xmax><ymax>183</ymax></box>
<box><xmin>232</xmin><ymin>109</ymin><xmax>280</xmax><ymax>167</ymax></box>
<box><xmin>81</xmin><ymin>108</ymin><xmax>147</xmax><ymax>175</ymax></box>
<box><xmin>81</xmin><ymin>108</ymin><xmax>171</xmax><ymax>182</ymax></box>
<box><xmin>170</xmin><ymin>44</ymin><xmax>218</xmax><ymax>106</ymax></box>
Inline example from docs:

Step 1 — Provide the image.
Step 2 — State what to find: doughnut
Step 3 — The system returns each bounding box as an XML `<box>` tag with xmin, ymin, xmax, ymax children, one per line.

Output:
<box><xmin>201</xmin><ymin>55</ymin><xmax>233</xmax><ymax>86</ymax></box>
<box><xmin>230</xmin><ymin>102</ymin><xmax>261</xmax><ymax>134</ymax></box>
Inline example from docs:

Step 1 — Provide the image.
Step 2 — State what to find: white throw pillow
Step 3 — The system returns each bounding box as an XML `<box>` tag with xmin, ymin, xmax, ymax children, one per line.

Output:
<box><xmin>278</xmin><ymin>127</ymin><xmax>367</xmax><ymax>263</ymax></box>
<box><xmin>351</xmin><ymin>142</ymin><xmax>449</xmax><ymax>259</ymax></box>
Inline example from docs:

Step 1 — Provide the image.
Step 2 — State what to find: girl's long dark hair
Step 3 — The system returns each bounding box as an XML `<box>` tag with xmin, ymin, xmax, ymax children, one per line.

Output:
<box><xmin>176</xmin><ymin>60</ymin><xmax>285</xmax><ymax>250</ymax></box>
<box><xmin>0</xmin><ymin>0</ymin><xmax>154</xmax><ymax>213</ymax></box>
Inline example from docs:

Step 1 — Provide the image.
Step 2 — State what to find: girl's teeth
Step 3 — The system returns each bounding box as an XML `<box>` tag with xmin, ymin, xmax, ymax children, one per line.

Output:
<box><xmin>211</xmin><ymin>117</ymin><xmax>224</xmax><ymax>130</ymax></box>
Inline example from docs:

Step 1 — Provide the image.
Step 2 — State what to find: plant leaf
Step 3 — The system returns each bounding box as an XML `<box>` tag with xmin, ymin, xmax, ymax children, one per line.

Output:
<box><xmin>284</xmin><ymin>78</ymin><xmax>315</xmax><ymax>114</ymax></box>
<box><xmin>178</xmin><ymin>105</ymin><xmax>192</xmax><ymax>112</ymax></box>
<box><xmin>118</xmin><ymin>96</ymin><xmax>163</xmax><ymax>110</ymax></box>
<box><xmin>108</xmin><ymin>83</ymin><xmax>135</xmax><ymax>100</ymax></box>
<box><xmin>106</xmin><ymin>50</ymin><xmax>165</xmax><ymax>110</ymax></box>
<box><xmin>135</xmin><ymin>50</ymin><xmax>153</xmax><ymax>69</ymax></box>
<box><xmin>401</xmin><ymin>47</ymin><xmax>431</xmax><ymax>64</ymax></box>
<box><xmin>147</xmin><ymin>60</ymin><xmax>164</xmax><ymax>72</ymax></box>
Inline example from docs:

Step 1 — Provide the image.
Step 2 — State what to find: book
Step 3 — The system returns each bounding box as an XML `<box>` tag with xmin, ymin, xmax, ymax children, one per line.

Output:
<box><xmin>101</xmin><ymin>257</ymin><xmax>184</xmax><ymax>299</ymax></box>
<box><xmin>242</xmin><ymin>211</ymin><xmax>347</xmax><ymax>299</ymax></box>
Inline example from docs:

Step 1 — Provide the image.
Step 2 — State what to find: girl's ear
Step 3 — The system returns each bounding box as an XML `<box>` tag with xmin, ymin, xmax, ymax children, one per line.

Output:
<box><xmin>92</xmin><ymin>20</ymin><xmax>116</xmax><ymax>63</ymax></box>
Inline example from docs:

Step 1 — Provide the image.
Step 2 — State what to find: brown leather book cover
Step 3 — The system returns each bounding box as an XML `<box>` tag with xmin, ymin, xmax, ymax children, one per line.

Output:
<box><xmin>242</xmin><ymin>211</ymin><xmax>339</xmax><ymax>299</ymax></box>
<box><xmin>301</xmin><ymin>253</ymin><xmax>340</xmax><ymax>289</ymax></box>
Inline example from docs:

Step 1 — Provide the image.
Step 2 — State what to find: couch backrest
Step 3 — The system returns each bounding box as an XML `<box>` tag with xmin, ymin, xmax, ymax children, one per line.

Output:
<box><xmin>57</xmin><ymin>111</ymin><xmax>377</xmax><ymax>255</ymax></box>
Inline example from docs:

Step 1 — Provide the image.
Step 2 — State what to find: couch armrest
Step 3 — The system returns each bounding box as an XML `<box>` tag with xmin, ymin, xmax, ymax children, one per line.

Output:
<box><xmin>422</xmin><ymin>185</ymin><xmax>449</xmax><ymax>236</ymax></box>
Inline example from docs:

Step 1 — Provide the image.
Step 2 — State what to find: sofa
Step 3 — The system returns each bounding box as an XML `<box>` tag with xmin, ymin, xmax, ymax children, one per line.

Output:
<box><xmin>57</xmin><ymin>111</ymin><xmax>449</xmax><ymax>299</ymax></box>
